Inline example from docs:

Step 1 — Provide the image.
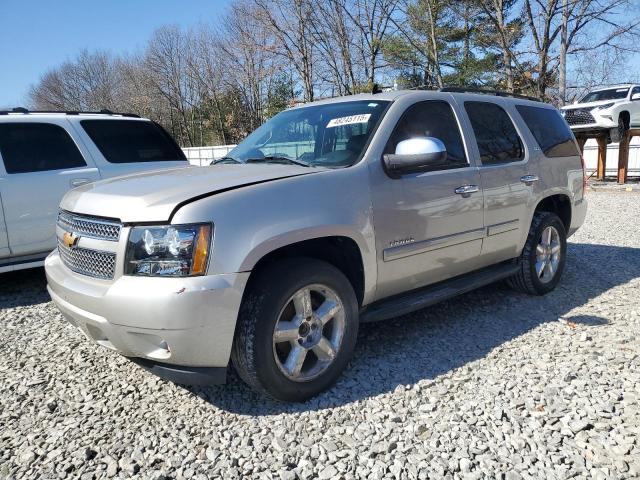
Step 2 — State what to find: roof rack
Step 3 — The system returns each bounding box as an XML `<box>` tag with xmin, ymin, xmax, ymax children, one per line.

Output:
<box><xmin>0</xmin><ymin>107</ymin><xmax>140</xmax><ymax>117</ymax></box>
<box><xmin>440</xmin><ymin>87</ymin><xmax>541</xmax><ymax>102</ymax></box>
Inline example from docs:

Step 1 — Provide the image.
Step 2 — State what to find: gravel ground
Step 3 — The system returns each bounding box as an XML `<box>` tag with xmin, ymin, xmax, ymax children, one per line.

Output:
<box><xmin>1</xmin><ymin>190</ymin><xmax>639</xmax><ymax>480</ymax></box>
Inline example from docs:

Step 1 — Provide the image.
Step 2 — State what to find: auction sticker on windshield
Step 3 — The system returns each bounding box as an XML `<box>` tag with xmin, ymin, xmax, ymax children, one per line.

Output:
<box><xmin>327</xmin><ymin>114</ymin><xmax>371</xmax><ymax>128</ymax></box>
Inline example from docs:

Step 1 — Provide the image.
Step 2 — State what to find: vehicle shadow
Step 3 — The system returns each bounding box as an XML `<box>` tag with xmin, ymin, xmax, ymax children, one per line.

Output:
<box><xmin>185</xmin><ymin>242</ymin><xmax>639</xmax><ymax>414</ymax></box>
<box><xmin>0</xmin><ymin>267</ymin><xmax>49</xmax><ymax>309</ymax></box>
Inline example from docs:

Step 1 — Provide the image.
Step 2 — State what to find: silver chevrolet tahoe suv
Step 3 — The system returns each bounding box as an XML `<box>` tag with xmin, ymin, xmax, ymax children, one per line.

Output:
<box><xmin>46</xmin><ymin>89</ymin><xmax>587</xmax><ymax>401</ymax></box>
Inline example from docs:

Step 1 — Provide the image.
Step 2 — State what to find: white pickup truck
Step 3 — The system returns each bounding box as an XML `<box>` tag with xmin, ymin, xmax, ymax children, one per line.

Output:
<box><xmin>0</xmin><ymin>109</ymin><xmax>189</xmax><ymax>273</ymax></box>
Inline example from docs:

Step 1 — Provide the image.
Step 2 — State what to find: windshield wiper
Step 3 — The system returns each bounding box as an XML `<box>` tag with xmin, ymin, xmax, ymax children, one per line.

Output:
<box><xmin>246</xmin><ymin>155</ymin><xmax>311</xmax><ymax>167</ymax></box>
<box><xmin>212</xmin><ymin>156</ymin><xmax>241</xmax><ymax>165</ymax></box>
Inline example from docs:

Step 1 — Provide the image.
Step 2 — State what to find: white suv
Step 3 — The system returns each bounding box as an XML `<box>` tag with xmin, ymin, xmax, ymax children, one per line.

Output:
<box><xmin>0</xmin><ymin>109</ymin><xmax>188</xmax><ymax>273</ymax></box>
<box><xmin>560</xmin><ymin>84</ymin><xmax>640</xmax><ymax>141</ymax></box>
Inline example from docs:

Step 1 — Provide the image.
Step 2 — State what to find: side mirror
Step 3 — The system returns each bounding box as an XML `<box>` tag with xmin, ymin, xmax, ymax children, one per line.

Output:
<box><xmin>631</xmin><ymin>93</ymin><xmax>640</xmax><ymax>101</ymax></box>
<box><xmin>383</xmin><ymin>137</ymin><xmax>447</xmax><ymax>177</ymax></box>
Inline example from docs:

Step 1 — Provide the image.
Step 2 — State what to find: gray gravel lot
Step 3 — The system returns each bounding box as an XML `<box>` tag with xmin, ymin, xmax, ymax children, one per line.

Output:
<box><xmin>1</xmin><ymin>190</ymin><xmax>639</xmax><ymax>480</ymax></box>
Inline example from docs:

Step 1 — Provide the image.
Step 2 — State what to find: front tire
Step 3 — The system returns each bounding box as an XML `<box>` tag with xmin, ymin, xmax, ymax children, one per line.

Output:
<box><xmin>231</xmin><ymin>258</ymin><xmax>359</xmax><ymax>401</ymax></box>
<box><xmin>508</xmin><ymin>211</ymin><xmax>567</xmax><ymax>295</ymax></box>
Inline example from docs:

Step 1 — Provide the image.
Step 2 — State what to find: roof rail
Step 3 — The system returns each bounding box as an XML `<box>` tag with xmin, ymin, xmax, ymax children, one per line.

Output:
<box><xmin>440</xmin><ymin>87</ymin><xmax>541</xmax><ymax>102</ymax></box>
<box><xmin>0</xmin><ymin>107</ymin><xmax>140</xmax><ymax>117</ymax></box>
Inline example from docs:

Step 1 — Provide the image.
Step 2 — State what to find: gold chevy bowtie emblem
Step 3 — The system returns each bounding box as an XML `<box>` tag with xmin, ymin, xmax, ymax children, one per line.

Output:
<box><xmin>62</xmin><ymin>232</ymin><xmax>80</xmax><ymax>248</ymax></box>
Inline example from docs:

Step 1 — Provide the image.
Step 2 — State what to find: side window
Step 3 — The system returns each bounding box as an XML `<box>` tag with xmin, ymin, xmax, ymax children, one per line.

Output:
<box><xmin>516</xmin><ymin>105</ymin><xmax>579</xmax><ymax>158</ymax></box>
<box><xmin>464</xmin><ymin>101</ymin><xmax>524</xmax><ymax>165</ymax></box>
<box><xmin>80</xmin><ymin>120</ymin><xmax>186</xmax><ymax>163</ymax></box>
<box><xmin>385</xmin><ymin>100</ymin><xmax>467</xmax><ymax>168</ymax></box>
<box><xmin>0</xmin><ymin>123</ymin><xmax>86</xmax><ymax>174</ymax></box>
<box><xmin>632</xmin><ymin>86</ymin><xmax>640</xmax><ymax>98</ymax></box>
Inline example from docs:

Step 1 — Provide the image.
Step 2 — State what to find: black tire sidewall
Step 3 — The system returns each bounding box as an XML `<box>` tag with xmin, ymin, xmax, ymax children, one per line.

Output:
<box><xmin>525</xmin><ymin>213</ymin><xmax>567</xmax><ymax>294</ymax></box>
<box><xmin>249</xmin><ymin>259</ymin><xmax>359</xmax><ymax>401</ymax></box>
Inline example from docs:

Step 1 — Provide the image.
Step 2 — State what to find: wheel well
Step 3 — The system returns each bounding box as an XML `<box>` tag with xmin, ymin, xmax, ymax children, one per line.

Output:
<box><xmin>535</xmin><ymin>194</ymin><xmax>571</xmax><ymax>231</ymax></box>
<box><xmin>249</xmin><ymin>237</ymin><xmax>365</xmax><ymax>306</ymax></box>
<box><xmin>620</xmin><ymin>111</ymin><xmax>630</xmax><ymax>128</ymax></box>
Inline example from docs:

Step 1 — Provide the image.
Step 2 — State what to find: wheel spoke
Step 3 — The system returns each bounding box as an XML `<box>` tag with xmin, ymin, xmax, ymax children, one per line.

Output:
<box><xmin>550</xmin><ymin>243</ymin><xmax>561</xmax><ymax>255</ymax></box>
<box><xmin>292</xmin><ymin>288</ymin><xmax>312</xmax><ymax>318</ymax></box>
<box><xmin>273</xmin><ymin>321</ymin><xmax>299</xmax><ymax>343</ymax></box>
<box><xmin>536</xmin><ymin>259</ymin><xmax>546</xmax><ymax>278</ymax></box>
<box><xmin>542</xmin><ymin>227</ymin><xmax>552</xmax><ymax>246</ymax></box>
<box><xmin>544</xmin><ymin>260</ymin><xmax>555</xmax><ymax>278</ymax></box>
<box><xmin>315</xmin><ymin>299</ymin><xmax>341</xmax><ymax>325</ymax></box>
<box><xmin>312</xmin><ymin>337</ymin><xmax>336</xmax><ymax>361</ymax></box>
<box><xmin>283</xmin><ymin>345</ymin><xmax>307</xmax><ymax>377</ymax></box>
<box><xmin>536</xmin><ymin>244</ymin><xmax>545</xmax><ymax>256</ymax></box>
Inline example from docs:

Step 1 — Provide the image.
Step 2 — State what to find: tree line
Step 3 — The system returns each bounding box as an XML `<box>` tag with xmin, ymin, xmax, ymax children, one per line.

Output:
<box><xmin>29</xmin><ymin>0</ymin><xmax>640</xmax><ymax>147</ymax></box>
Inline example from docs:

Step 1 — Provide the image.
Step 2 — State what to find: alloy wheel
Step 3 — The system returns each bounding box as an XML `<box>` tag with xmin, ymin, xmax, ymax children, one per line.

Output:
<box><xmin>272</xmin><ymin>284</ymin><xmax>345</xmax><ymax>382</ymax></box>
<box><xmin>535</xmin><ymin>225</ymin><xmax>561</xmax><ymax>284</ymax></box>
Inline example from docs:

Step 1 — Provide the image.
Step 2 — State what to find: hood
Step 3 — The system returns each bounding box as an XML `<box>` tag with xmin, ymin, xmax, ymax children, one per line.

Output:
<box><xmin>561</xmin><ymin>99</ymin><xmax>622</xmax><ymax>110</ymax></box>
<box><xmin>61</xmin><ymin>164</ymin><xmax>322</xmax><ymax>223</ymax></box>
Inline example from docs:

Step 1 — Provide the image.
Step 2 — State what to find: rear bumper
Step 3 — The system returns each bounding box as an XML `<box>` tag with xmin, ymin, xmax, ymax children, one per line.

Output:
<box><xmin>569</xmin><ymin>197</ymin><xmax>588</xmax><ymax>238</ymax></box>
<box><xmin>46</xmin><ymin>250</ymin><xmax>250</xmax><ymax>371</ymax></box>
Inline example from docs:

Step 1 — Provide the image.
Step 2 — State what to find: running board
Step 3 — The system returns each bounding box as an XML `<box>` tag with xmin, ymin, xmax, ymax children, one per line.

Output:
<box><xmin>360</xmin><ymin>261</ymin><xmax>519</xmax><ymax>323</ymax></box>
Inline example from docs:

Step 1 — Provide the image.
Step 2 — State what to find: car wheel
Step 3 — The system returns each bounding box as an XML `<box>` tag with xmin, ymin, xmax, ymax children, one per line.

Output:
<box><xmin>231</xmin><ymin>258</ymin><xmax>359</xmax><ymax>401</ymax></box>
<box><xmin>611</xmin><ymin>115</ymin><xmax>628</xmax><ymax>143</ymax></box>
<box><xmin>507</xmin><ymin>211</ymin><xmax>567</xmax><ymax>295</ymax></box>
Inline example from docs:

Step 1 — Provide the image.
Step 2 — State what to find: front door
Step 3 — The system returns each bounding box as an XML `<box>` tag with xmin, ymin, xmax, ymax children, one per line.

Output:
<box><xmin>369</xmin><ymin>100</ymin><xmax>485</xmax><ymax>300</ymax></box>
<box><xmin>0</xmin><ymin>192</ymin><xmax>9</xmax><ymax>258</ymax></box>
<box><xmin>630</xmin><ymin>86</ymin><xmax>640</xmax><ymax>126</ymax></box>
<box><xmin>0</xmin><ymin>120</ymin><xmax>101</xmax><ymax>257</ymax></box>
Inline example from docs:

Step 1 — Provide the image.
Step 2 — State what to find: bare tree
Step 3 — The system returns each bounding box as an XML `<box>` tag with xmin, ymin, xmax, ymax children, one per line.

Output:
<box><xmin>250</xmin><ymin>0</ymin><xmax>316</xmax><ymax>101</ymax></box>
<box><xmin>558</xmin><ymin>0</ymin><xmax>640</xmax><ymax>103</ymax></box>
<box><xmin>342</xmin><ymin>0</ymin><xmax>399</xmax><ymax>87</ymax></box>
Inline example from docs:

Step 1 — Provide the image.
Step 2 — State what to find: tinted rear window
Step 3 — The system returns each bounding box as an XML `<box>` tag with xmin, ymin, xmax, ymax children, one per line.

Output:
<box><xmin>0</xmin><ymin>123</ymin><xmax>86</xmax><ymax>174</ymax></box>
<box><xmin>464</xmin><ymin>102</ymin><xmax>524</xmax><ymax>165</ymax></box>
<box><xmin>81</xmin><ymin>120</ymin><xmax>186</xmax><ymax>163</ymax></box>
<box><xmin>516</xmin><ymin>105</ymin><xmax>579</xmax><ymax>158</ymax></box>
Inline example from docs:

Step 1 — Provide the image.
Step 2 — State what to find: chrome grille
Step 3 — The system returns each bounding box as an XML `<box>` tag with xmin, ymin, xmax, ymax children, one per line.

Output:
<box><xmin>57</xmin><ymin>210</ymin><xmax>121</xmax><ymax>241</ymax></box>
<box><xmin>58</xmin><ymin>240</ymin><xmax>116</xmax><ymax>280</ymax></box>
<box><xmin>564</xmin><ymin>108</ymin><xmax>595</xmax><ymax>126</ymax></box>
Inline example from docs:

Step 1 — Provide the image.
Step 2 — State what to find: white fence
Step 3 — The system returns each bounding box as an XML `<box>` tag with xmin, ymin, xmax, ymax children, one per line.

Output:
<box><xmin>183</xmin><ymin>137</ymin><xmax>640</xmax><ymax>177</ymax></box>
<box><xmin>582</xmin><ymin>137</ymin><xmax>640</xmax><ymax>177</ymax></box>
<box><xmin>182</xmin><ymin>145</ymin><xmax>237</xmax><ymax>166</ymax></box>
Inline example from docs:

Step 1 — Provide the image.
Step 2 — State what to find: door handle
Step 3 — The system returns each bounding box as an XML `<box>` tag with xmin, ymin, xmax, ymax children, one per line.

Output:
<box><xmin>70</xmin><ymin>178</ymin><xmax>90</xmax><ymax>188</ymax></box>
<box><xmin>520</xmin><ymin>174</ymin><xmax>539</xmax><ymax>185</ymax></box>
<box><xmin>454</xmin><ymin>184</ymin><xmax>479</xmax><ymax>196</ymax></box>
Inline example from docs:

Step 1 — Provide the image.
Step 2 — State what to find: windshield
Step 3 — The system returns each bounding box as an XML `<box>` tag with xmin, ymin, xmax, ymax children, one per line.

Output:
<box><xmin>225</xmin><ymin>100</ymin><xmax>389</xmax><ymax>168</ymax></box>
<box><xmin>581</xmin><ymin>88</ymin><xmax>629</xmax><ymax>103</ymax></box>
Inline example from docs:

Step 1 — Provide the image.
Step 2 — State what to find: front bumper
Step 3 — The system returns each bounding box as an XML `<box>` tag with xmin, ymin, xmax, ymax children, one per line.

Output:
<box><xmin>45</xmin><ymin>250</ymin><xmax>249</xmax><ymax>376</ymax></box>
<box><xmin>565</xmin><ymin>112</ymin><xmax>616</xmax><ymax>132</ymax></box>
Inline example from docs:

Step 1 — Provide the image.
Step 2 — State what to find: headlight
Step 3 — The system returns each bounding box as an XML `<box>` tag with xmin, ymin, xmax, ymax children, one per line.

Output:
<box><xmin>592</xmin><ymin>102</ymin><xmax>614</xmax><ymax>111</ymax></box>
<box><xmin>125</xmin><ymin>223</ymin><xmax>212</xmax><ymax>277</ymax></box>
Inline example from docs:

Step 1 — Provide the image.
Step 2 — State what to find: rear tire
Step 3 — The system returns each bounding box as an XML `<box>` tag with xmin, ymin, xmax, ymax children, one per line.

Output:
<box><xmin>610</xmin><ymin>115</ymin><xmax>629</xmax><ymax>143</ymax></box>
<box><xmin>231</xmin><ymin>258</ymin><xmax>359</xmax><ymax>402</ymax></box>
<box><xmin>508</xmin><ymin>211</ymin><xmax>567</xmax><ymax>295</ymax></box>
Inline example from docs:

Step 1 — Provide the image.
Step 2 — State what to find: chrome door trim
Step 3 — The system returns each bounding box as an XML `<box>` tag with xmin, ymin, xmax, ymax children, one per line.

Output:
<box><xmin>486</xmin><ymin>219</ymin><xmax>520</xmax><ymax>236</ymax></box>
<box><xmin>383</xmin><ymin>227</ymin><xmax>485</xmax><ymax>262</ymax></box>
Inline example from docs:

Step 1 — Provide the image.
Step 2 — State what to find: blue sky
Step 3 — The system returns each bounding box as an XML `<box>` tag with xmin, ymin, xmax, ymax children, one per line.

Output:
<box><xmin>0</xmin><ymin>0</ymin><xmax>231</xmax><ymax>107</ymax></box>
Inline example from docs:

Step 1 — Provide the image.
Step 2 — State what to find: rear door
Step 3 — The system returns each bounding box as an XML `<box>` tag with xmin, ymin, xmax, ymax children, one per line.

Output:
<box><xmin>369</xmin><ymin>99</ymin><xmax>485</xmax><ymax>299</ymax></box>
<box><xmin>0</xmin><ymin>120</ymin><xmax>101</xmax><ymax>256</ymax></box>
<box><xmin>69</xmin><ymin>118</ymin><xmax>188</xmax><ymax>178</ymax></box>
<box><xmin>459</xmin><ymin>99</ymin><xmax>534</xmax><ymax>264</ymax></box>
